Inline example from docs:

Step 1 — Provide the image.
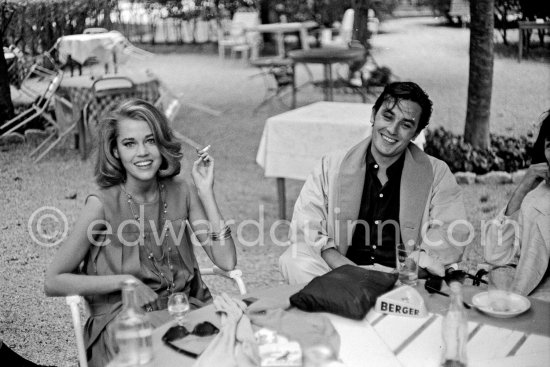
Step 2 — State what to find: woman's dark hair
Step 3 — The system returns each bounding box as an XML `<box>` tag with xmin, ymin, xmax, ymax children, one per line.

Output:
<box><xmin>531</xmin><ymin>110</ymin><xmax>550</xmax><ymax>164</ymax></box>
<box><xmin>95</xmin><ymin>99</ymin><xmax>183</xmax><ymax>187</ymax></box>
<box><xmin>373</xmin><ymin>82</ymin><xmax>433</xmax><ymax>133</ymax></box>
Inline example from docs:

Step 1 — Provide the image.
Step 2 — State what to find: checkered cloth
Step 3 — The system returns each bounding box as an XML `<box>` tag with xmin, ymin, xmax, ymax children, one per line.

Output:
<box><xmin>58</xmin><ymin>75</ymin><xmax>160</xmax><ymax>124</ymax></box>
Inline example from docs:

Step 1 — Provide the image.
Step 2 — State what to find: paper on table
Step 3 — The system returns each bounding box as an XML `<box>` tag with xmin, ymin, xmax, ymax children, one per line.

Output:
<box><xmin>325</xmin><ymin>313</ymin><xmax>402</xmax><ymax>367</ymax></box>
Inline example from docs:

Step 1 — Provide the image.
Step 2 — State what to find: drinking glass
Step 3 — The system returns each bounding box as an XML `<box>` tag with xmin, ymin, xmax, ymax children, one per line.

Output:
<box><xmin>396</xmin><ymin>246</ymin><xmax>419</xmax><ymax>286</ymax></box>
<box><xmin>167</xmin><ymin>292</ymin><xmax>190</xmax><ymax>326</ymax></box>
<box><xmin>488</xmin><ymin>265</ymin><xmax>515</xmax><ymax>312</ymax></box>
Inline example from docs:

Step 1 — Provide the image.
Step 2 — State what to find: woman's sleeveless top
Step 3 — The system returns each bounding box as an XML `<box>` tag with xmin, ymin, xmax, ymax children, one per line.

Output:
<box><xmin>82</xmin><ymin>178</ymin><xmax>212</xmax><ymax>355</ymax></box>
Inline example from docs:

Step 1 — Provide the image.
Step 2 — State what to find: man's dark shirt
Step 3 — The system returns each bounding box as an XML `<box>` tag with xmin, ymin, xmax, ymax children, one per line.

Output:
<box><xmin>345</xmin><ymin>146</ymin><xmax>404</xmax><ymax>267</ymax></box>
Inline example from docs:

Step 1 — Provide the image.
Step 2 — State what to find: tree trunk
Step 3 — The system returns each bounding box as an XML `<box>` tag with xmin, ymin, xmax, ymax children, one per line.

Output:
<box><xmin>352</xmin><ymin>0</ymin><xmax>372</xmax><ymax>48</ymax></box>
<box><xmin>0</xmin><ymin>55</ymin><xmax>15</xmax><ymax>126</ymax></box>
<box><xmin>464</xmin><ymin>0</ymin><xmax>494</xmax><ymax>149</ymax></box>
<box><xmin>0</xmin><ymin>31</ymin><xmax>15</xmax><ymax>126</ymax></box>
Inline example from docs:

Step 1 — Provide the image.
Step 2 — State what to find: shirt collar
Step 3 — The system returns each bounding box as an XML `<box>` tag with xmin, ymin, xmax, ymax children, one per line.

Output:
<box><xmin>366</xmin><ymin>144</ymin><xmax>406</xmax><ymax>179</ymax></box>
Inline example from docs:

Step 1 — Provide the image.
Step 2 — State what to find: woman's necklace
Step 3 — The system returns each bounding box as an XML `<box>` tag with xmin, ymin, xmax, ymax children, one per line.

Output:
<box><xmin>121</xmin><ymin>181</ymin><xmax>176</xmax><ymax>293</ymax></box>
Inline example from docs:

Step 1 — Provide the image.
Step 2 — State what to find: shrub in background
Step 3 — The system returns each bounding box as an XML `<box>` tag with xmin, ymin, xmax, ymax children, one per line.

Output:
<box><xmin>2</xmin><ymin>0</ymin><xmax>113</xmax><ymax>56</ymax></box>
<box><xmin>424</xmin><ymin>127</ymin><xmax>534</xmax><ymax>174</ymax></box>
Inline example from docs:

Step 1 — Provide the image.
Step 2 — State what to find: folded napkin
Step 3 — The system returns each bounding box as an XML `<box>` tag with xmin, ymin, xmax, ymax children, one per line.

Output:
<box><xmin>193</xmin><ymin>293</ymin><xmax>258</xmax><ymax>367</ymax></box>
<box><xmin>193</xmin><ymin>293</ymin><xmax>341</xmax><ymax>367</ymax></box>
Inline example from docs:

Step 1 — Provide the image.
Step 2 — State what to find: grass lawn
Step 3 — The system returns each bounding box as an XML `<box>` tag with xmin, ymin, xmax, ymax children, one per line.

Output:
<box><xmin>1</xmin><ymin>17</ymin><xmax>548</xmax><ymax>366</ymax></box>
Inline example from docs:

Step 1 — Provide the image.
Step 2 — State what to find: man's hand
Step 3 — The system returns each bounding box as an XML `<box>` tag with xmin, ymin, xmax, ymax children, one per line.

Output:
<box><xmin>410</xmin><ymin>250</ymin><xmax>445</xmax><ymax>277</ymax></box>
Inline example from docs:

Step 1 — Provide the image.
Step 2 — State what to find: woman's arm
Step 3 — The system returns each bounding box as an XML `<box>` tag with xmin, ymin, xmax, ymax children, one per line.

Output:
<box><xmin>188</xmin><ymin>153</ymin><xmax>237</xmax><ymax>271</ymax></box>
<box><xmin>505</xmin><ymin>163</ymin><xmax>548</xmax><ymax>215</ymax></box>
<box><xmin>44</xmin><ymin>196</ymin><xmax>158</xmax><ymax>307</ymax></box>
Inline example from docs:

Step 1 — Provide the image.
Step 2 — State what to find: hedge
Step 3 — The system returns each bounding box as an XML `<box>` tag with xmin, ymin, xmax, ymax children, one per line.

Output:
<box><xmin>424</xmin><ymin>127</ymin><xmax>535</xmax><ymax>174</ymax></box>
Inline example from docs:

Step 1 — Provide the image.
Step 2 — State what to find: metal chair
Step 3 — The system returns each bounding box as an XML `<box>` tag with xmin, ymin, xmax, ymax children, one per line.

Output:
<box><xmin>79</xmin><ymin>76</ymin><xmax>136</xmax><ymax>159</ymax></box>
<box><xmin>0</xmin><ymin>71</ymin><xmax>63</xmax><ymax>138</ymax></box>
<box><xmin>29</xmin><ymin>95</ymin><xmax>78</xmax><ymax>163</ymax></box>
<box><xmin>153</xmin><ymin>80</ymin><xmax>181</xmax><ymax>123</ymax></box>
<box><xmin>7</xmin><ymin>46</ymin><xmax>59</xmax><ymax>101</ymax></box>
<box><xmin>109</xmin><ymin>31</ymin><xmax>154</xmax><ymax>61</ymax></box>
<box><xmin>249</xmin><ymin>57</ymin><xmax>313</xmax><ymax>112</ymax></box>
<box><xmin>218</xmin><ymin>11</ymin><xmax>261</xmax><ymax>60</ymax></box>
<box><xmin>320</xmin><ymin>8</ymin><xmax>355</xmax><ymax>48</ymax></box>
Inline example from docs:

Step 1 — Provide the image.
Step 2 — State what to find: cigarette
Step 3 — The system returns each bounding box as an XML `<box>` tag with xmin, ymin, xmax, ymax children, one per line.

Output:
<box><xmin>197</xmin><ymin>144</ymin><xmax>211</xmax><ymax>154</ymax></box>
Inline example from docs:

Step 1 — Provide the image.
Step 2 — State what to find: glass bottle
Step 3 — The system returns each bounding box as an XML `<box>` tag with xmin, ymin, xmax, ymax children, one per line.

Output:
<box><xmin>303</xmin><ymin>345</ymin><xmax>344</xmax><ymax>367</ymax></box>
<box><xmin>112</xmin><ymin>278</ymin><xmax>154</xmax><ymax>366</ymax></box>
<box><xmin>441</xmin><ymin>282</ymin><xmax>468</xmax><ymax>367</ymax></box>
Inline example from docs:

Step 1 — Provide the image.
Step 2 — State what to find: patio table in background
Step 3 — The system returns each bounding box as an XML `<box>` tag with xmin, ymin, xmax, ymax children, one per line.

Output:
<box><xmin>246</xmin><ymin>21</ymin><xmax>317</xmax><ymax>58</ymax></box>
<box><xmin>54</xmin><ymin>31</ymin><xmax>130</xmax><ymax>75</ymax></box>
<box><xmin>56</xmin><ymin>71</ymin><xmax>160</xmax><ymax>159</ymax></box>
<box><xmin>518</xmin><ymin>21</ymin><xmax>550</xmax><ymax>62</ymax></box>
<box><xmin>148</xmin><ymin>282</ymin><xmax>550</xmax><ymax>367</ymax></box>
<box><xmin>288</xmin><ymin>47</ymin><xmax>365</xmax><ymax>106</ymax></box>
<box><xmin>256</xmin><ymin>101</ymin><xmax>425</xmax><ymax>219</ymax></box>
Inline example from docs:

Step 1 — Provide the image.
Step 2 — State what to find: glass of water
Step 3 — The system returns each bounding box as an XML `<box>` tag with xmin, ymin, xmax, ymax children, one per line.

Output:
<box><xmin>167</xmin><ymin>292</ymin><xmax>190</xmax><ymax>327</ymax></box>
<box><xmin>396</xmin><ymin>245</ymin><xmax>419</xmax><ymax>286</ymax></box>
<box><xmin>488</xmin><ymin>265</ymin><xmax>515</xmax><ymax>312</ymax></box>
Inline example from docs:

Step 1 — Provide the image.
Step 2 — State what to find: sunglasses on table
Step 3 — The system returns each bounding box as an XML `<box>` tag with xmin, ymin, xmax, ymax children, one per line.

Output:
<box><xmin>162</xmin><ymin>321</ymin><xmax>219</xmax><ymax>358</ymax></box>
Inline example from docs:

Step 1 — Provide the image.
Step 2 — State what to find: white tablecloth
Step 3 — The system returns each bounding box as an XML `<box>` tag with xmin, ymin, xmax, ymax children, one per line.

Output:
<box><xmin>55</xmin><ymin>31</ymin><xmax>130</xmax><ymax>64</ymax></box>
<box><xmin>256</xmin><ymin>101</ymin><xmax>425</xmax><ymax>181</ymax></box>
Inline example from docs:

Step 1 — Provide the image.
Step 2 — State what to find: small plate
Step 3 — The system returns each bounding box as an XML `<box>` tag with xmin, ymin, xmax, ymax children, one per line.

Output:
<box><xmin>472</xmin><ymin>291</ymin><xmax>531</xmax><ymax>318</ymax></box>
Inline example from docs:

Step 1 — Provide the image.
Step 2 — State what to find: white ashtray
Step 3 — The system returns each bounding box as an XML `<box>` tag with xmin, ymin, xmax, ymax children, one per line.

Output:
<box><xmin>472</xmin><ymin>291</ymin><xmax>531</xmax><ymax>318</ymax></box>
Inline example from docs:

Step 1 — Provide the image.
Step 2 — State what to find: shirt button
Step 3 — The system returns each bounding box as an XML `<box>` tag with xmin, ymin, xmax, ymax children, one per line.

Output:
<box><xmin>372</xmin><ymin>245</ymin><xmax>377</xmax><ymax>249</ymax></box>
<box><xmin>379</xmin><ymin>193</ymin><xmax>384</xmax><ymax>198</ymax></box>
<box><xmin>375</xmin><ymin>220</ymin><xmax>381</xmax><ymax>225</ymax></box>
<box><xmin>374</xmin><ymin>164</ymin><xmax>379</xmax><ymax>169</ymax></box>
<box><xmin>371</xmin><ymin>256</ymin><xmax>375</xmax><ymax>260</ymax></box>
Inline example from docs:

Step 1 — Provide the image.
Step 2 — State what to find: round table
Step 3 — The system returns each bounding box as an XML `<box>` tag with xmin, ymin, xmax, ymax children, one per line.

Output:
<box><xmin>288</xmin><ymin>47</ymin><xmax>366</xmax><ymax>103</ymax></box>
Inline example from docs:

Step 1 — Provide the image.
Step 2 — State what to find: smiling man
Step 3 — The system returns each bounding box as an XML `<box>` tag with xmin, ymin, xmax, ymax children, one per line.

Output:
<box><xmin>279</xmin><ymin>82</ymin><xmax>470</xmax><ymax>284</ymax></box>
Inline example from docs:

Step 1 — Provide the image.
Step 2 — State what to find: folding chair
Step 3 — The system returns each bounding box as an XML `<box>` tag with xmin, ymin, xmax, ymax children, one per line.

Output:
<box><xmin>30</xmin><ymin>95</ymin><xmax>78</xmax><ymax>163</ymax></box>
<box><xmin>249</xmin><ymin>57</ymin><xmax>314</xmax><ymax>112</ymax></box>
<box><xmin>0</xmin><ymin>71</ymin><xmax>63</xmax><ymax>138</ymax></box>
<box><xmin>154</xmin><ymin>81</ymin><xmax>181</xmax><ymax>123</ymax></box>
<box><xmin>109</xmin><ymin>31</ymin><xmax>154</xmax><ymax>61</ymax></box>
<box><xmin>65</xmin><ymin>266</ymin><xmax>246</xmax><ymax>367</ymax></box>
<box><xmin>8</xmin><ymin>46</ymin><xmax>59</xmax><ymax>101</ymax></box>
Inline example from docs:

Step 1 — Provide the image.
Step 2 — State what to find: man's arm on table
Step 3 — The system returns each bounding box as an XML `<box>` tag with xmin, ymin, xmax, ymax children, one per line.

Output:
<box><xmin>321</xmin><ymin>248</ymin><xmax>356</xmax><ymax>269</ymax></box>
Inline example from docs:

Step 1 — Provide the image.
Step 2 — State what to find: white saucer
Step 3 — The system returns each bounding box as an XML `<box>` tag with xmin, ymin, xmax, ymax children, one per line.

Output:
<box><xmin>472</xmin><ymin>291</ymin><xmax>531</xmax><ymax>318</ymax></box>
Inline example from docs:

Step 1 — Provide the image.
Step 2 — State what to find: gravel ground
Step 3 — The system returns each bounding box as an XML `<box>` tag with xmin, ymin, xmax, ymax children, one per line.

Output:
<box><xmin>1</xmin><ymin>17</ymin><xmax>548</xmax><ymax>366</ymax></box>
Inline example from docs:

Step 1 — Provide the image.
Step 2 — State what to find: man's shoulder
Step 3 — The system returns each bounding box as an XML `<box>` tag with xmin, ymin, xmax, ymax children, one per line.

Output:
<box><xmin>322</xmin><ymin>138</ymin><xmax>370</xmax><ymax>166</ymax></box>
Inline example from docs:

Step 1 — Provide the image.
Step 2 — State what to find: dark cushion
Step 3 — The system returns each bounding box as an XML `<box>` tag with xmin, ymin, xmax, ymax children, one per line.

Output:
<box><xmin>289</xmin><ymin>265</ymin><xmax>398</xmax><ymax>320</ymax></box>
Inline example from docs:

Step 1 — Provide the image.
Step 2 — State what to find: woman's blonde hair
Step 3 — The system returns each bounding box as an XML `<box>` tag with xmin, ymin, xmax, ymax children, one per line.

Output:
<box><xmin>95</xmin><ymin>99</ymin><xmax>183</xmax><ymax>187</ymax></box>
